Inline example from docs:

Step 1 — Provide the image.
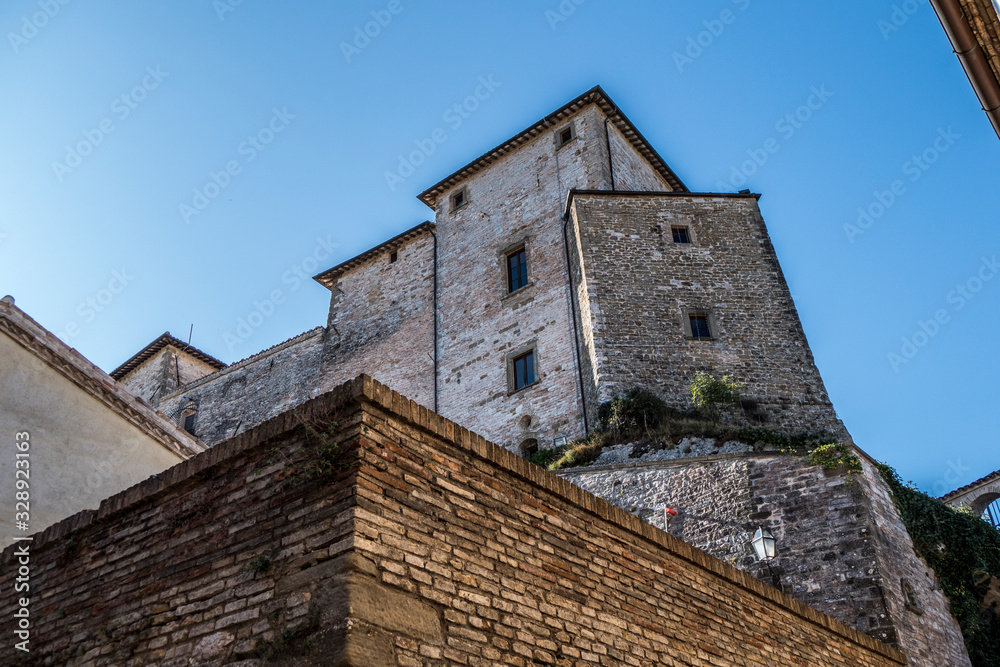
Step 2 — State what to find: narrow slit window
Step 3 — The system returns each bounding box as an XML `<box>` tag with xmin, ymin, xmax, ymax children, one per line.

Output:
<box><xmin>507</xmin><ymin>247</ymin><xmax>528</xmax><ymax>292</ymax></box>
<box><xmin>689</xmin><ymin>314</ymin><xmax>711</xmax><ymax>340</ymax></box>
<box><xmin>672</xmin><ymin>226</ymin><xmax>691</xmax><ymax>244</ymax></box>
<box><xmin>390</xmin><ymin>251</ymin><xmax>398</xmax><ymax>263</ymax></box>
<box><xmin>183</xmin><ymin>412</ymin><xmax>197</xmax><ymax>435</ymax></box>
<box><xmin>512</xmin><ymin>350</ymin><xmax>536</xmax><ymax>391</ymax></box>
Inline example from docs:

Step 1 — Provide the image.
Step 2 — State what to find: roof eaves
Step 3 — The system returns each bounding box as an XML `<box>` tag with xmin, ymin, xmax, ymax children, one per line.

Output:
<box><xmin>562</xmin><ymin>189</ymin><xmax>761</xmax><ymax>219</ymax></box>
<box><xmin>940</xmin><ymin>468</ymin><xmax>1000</xmax><ymax>501</ymax></box>
<box><xmin>312</xmin><ymin>221</ymin><xmax>435</xmax><ymax>289</ymax></box>
<box><xmin>416</xmin><ymin>86</ymin><xmax>687</xmax><ymax>209</ymax></box>
<box><xmin>111</xmin><ymin>333</ymin><xmax>226</xmax><ymax>380</ymax></box>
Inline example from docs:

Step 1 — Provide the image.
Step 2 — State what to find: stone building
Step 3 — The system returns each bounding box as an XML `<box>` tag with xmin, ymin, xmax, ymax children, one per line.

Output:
<box><xmin>119</xmin><ymin>86</ymin><xmax>843</xmax><ymax>454</ymax></box>
<box><xmin>103</xmin><ymin>87</ymin><xmax>974</xmax><ymax>664</ymax></box>
<box><xmin>0</xmin><ymin>297</ymin><xmax>204</xmax><ymax>548</ymax></box>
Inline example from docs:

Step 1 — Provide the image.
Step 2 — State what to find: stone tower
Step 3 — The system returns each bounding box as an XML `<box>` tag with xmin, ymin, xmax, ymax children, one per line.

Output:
<box><xmin>111</xmin><ymin>86</ymin><xmax>973</xmax><ymax>665</ymax></box>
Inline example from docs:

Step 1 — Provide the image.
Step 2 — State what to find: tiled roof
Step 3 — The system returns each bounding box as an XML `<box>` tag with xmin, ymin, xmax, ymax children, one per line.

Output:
<box><xmin>417</xmin><ymin>85</ymin><xmax>688</xmax><ymax>208</ymax></box>
<box><xmin>111</xmin><ymin>332</ymin><xmax>226</xmax><ymax>380</ymax></box>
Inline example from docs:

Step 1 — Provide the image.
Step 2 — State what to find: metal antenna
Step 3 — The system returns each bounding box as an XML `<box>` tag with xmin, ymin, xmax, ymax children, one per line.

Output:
<box><xmin>187</xmin><ymin>324</ymin><xmax>193</xmax><ymax>347</ymax></box>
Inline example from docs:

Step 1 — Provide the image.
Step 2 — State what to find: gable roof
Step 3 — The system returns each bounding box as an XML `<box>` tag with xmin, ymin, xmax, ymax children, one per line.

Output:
<box><xmin>0</xmin><ymin>299</ymin><xmax>205</xmax><ymax>459</ymax></box>
<box><xmin>111</xmin><ymin>332</ymin><xmax>226</xmax><ymax>380</ymax></box>
<box><xmin>416</xmin><ymin>85</ymin><xmax>688</xmax><ymax>208</ymax></box>
<box><xmin>312</xmin><ymin>221</ymin><xmax>435</xmax><ymax>289</ymax></box>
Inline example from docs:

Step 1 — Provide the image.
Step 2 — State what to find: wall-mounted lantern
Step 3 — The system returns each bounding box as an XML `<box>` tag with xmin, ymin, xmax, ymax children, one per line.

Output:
<box><xmin>749</xmin><ymin>526</ymin><xmax>782</xmax><ymax>591</ymax></box>
<box><xmin>750</xmin><ymin>527</ymin><xmax>776</xmax><ymax>562</ymax></box>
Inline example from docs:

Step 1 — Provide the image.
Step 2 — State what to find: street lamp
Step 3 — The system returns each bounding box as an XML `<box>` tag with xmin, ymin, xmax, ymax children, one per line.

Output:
<box><xmin>749</xmin><ymin>527</ymin><xmax>782</xmax><ymax>591</ymax></box>
<box><xmin>750</xmin><ymin>527</ymin><xmax>776</xmax><ymax>562</ymax></box>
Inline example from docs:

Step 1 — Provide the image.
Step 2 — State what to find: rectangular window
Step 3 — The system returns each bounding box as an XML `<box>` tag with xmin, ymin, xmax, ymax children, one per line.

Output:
<box><xmin>556</xmin><ymin>123</ymin><xmax>576</xmax><ymax>148</ymax></box>
<box><xmin>506</xmin><ymin>247</ymin><xmax>528</xmax><ymax>292</ymax></box>
<box><xmin>512</xmin><ymin>350</ymin><xmax>536</xmax><ymax>391</ymax></box>
<box><xmin>689</xmin><ymin>314</ymin><xmax>711</xmax><ymax>340</ymax></box>
<box><xmin>183</xmin><ymin>413</ymin><xmax>197</xmax><ymax>435</ymax></box>
<box><xmin>672</xmin><ymin>226</ymin><xmax>691</xmax><ymax>244</ymax></box>
<box><xmin>389</xmin><ymin>251</ymin><xmax>398</xmax><ymax>263</ymax></box>
<box><xmin>450</xmin><ymin>187</ymin><xmax>468</xmax><ymax>211</ymax></box>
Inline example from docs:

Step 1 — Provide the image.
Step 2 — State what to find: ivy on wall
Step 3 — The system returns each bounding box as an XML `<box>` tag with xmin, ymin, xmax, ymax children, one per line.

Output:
<box><xmin>877</xmin><ymin>464</ymin><xmax>1000</xmax><ymax>667</ymax></box>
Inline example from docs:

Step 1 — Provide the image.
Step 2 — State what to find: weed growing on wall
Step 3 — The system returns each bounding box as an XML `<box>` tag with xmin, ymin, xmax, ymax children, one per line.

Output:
<box><xmin>542</xmin><ymin>383</ymin><xmax>835</xmax><ymax>471</ymax></box>
<box><xmin>877</xmin><ymin>464</ymin><xmax>1000</xmax><ymax>666</ymax></box>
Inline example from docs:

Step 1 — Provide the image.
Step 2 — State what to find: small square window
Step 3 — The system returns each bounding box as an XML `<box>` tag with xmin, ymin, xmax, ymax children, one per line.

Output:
<box><xmin>506</xmin><ymin>247</ymin><xmax>528</xmax><ymax>293</ymax></box>
<box><xmin>689</xmin><ymin>314</ymin><xmax>711</xmax><ymax>340</ymax></box>
<box><xmin>511</xmin><ymin>350</ymin><xmax>536</xmax><ymax>391</ymax></box>
<box><xmin>555</xmin><ymin>124</ymin><xmax>576</xmax><ymax>148</ymax></box>
<box><xmin>389</xmin><ymin>251</ymin><xmax>398</xmax><ymax>263</ymax></box>
<box><xmin>672</xmin><ymin>226</ymin><xmax>691</xmax><ymax>244</ymax></box>
<box><xmin>450</xmin><ymin>187</ymin><xmax>469</xmax><ymax>211</ymax></box>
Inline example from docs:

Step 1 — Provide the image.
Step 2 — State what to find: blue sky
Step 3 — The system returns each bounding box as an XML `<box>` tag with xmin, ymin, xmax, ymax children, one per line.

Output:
<box><xmin>1</xmin><ymin>1</ymin><xmax>997</xmax><ymax>495</ymax></box>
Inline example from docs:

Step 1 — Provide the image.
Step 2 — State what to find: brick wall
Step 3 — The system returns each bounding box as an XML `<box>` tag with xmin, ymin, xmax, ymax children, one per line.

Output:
<box><xmin>558</xmin><ymin>451</ymin><xmax>973</xmax><ymax>667</ymax></box>
<box><xmin>0</xmin><ymin>377</ymin><xmax>905</xmax><ymax>666</ymax></box>
<box><xmin>431</xmin><ymin>106</ymin><xmax>602</xmax><ymax>451</ymax></box>
<box><xmin>568</xmin><ymin>191</ymin><xmax>845</xmax><ymax>434</ymax></box>
<box><xmin>317</xmin><ymin>229</ymin><xmax>436</xmax><ymax>409</ymax></box>
<box><xmin>606</xmin><ymin>121</ymin><xmax>673</xmax><ymax>191</ymax></box>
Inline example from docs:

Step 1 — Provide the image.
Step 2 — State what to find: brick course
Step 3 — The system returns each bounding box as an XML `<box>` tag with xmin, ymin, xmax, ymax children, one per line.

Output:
<box><xmin>1</xmin><ymin>377</ymin><xmax>906</xmax><ymax>666</ymax></box>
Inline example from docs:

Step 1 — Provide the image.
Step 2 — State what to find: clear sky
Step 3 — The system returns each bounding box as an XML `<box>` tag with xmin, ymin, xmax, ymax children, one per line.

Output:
<box><xmin>2</xmin><ymin>1</ymin><xmax>997</xmax><ymax>495</ymax></box>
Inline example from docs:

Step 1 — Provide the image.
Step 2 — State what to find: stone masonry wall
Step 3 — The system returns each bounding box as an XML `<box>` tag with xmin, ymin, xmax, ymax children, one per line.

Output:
<box><xmin>606</xmin><ymin>121</ymin><xmax>673</xmax><ymax>192</ymax></box>
<box><xmin>569</xmin><ymin>191</ymin><xmax>845</xmax><ymax>435</ymax></box>
<box><xmin>317</xmin><ymin>229</ymin><xmax>436</xmax><ymax>409</ymax></box>
<box><xmin>431</xmin><ymin>105</ymin><xmax>603</xmax><ymax>452</ymax></box>
<box><xmin>0</xmin><ymin>376</ymin><xmax>905</xmax><ymax>666</ymax></box>
<box><xmin>118</xmin><ymin>346</ymin><xmax>220</xmax><ymax>407</ymax></box>
<box><xmin>116</xmin><ymin>348</ymin><xmax>172</xmax><ymax>404</ymax></box>
<box><xmin>156</xmin><ymin>328</ymin><xmax>324</xmax><ymax>446</ymax></box>
<box><xmin>558</xmin><ymin>451</ymin><xmax>972</xmax><ymax>667</ymax></box>
<box><xmin>429</xmin><ymin>101</ymin><xmax>682</xmax><ymax>451</ymax></box>
<box><xmin>854</xmin><ymin>456</ymin><xmax>973</xmax><ymax>667</ymax></box>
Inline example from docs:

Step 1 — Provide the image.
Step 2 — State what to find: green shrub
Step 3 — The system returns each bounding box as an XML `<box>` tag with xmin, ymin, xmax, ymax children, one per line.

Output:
<box><xmin>690</xmin><ymin>371</ymin><xmax>742</xmax><ymax>420</ymax></box>
<box><xmin>527</xmin><ymin>447</ymin><xmax>563</xmax><ymax>469</ymax></box>
<box><xmin>877</xmin><ymin>464</ymin><xmax>1000</xmax><ymax>666</ymax></box>
<box><xmin>597</xmin><ymin>387</ymin><xmax>672</xmax><ymax>435</ymax></box>
<box><xmin>547</xmin><ymin>433</ymin><xmax>605</xmax><ymax>471</ymax></box>
<box><xmin>802</xmin><ymin>443</ymin><xmax>862</xmax><ymax>477</ymax></box>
